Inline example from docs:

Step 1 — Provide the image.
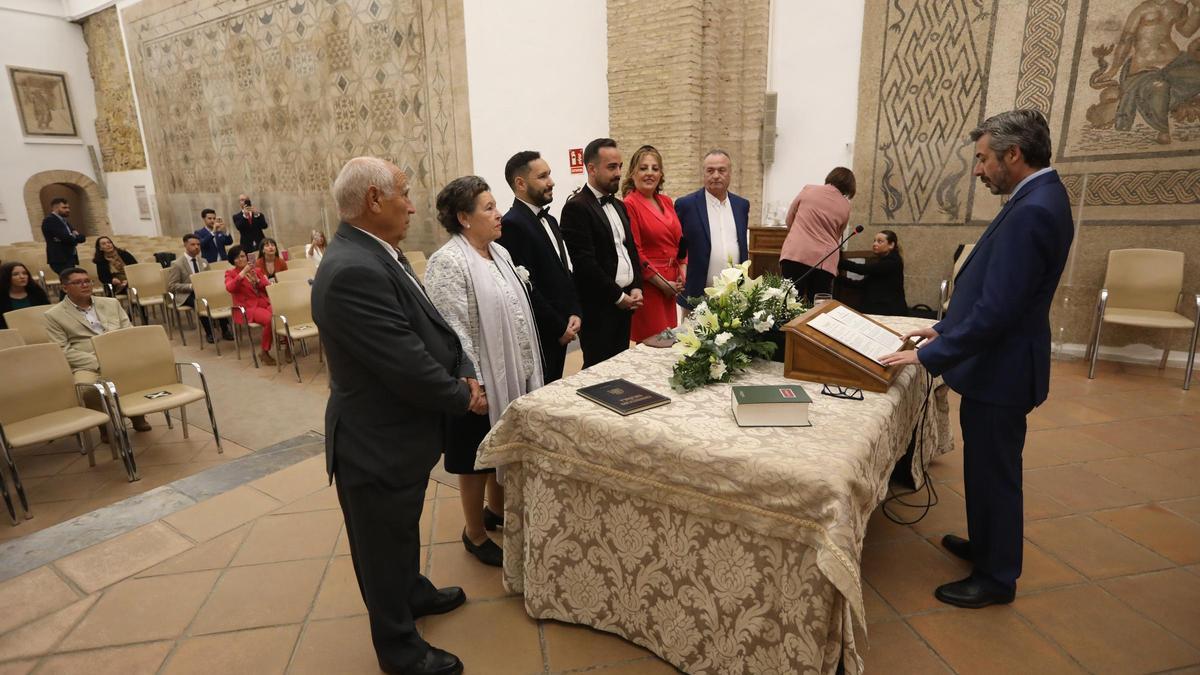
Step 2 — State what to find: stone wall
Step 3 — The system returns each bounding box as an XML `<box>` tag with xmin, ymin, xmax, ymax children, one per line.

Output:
<box><xmin>80</xmin><ymin>7</ymin><xmax>147</xmax><ymax>173</ymax></box>
<box><xmin>120</xmin><ymin>0</ymin><xmax>473</xmax><ymax>254</ymax></box>
<box><xmin>606</xmin><ymin>0</ymin><xmax>769</xmax><ymax>222</ymax></box>
<box><xmin>852</xmin><ymin>0</ymin><xmax>1200</xmax><ymax>354</ymax></box>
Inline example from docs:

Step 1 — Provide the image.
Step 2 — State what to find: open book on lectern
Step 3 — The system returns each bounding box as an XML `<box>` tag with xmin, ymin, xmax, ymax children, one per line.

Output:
<box><xmin>779</xmin><ymin>301</ymin><xmax>914</xmax><ymax>393</ymax></box>
<box><xmin>805</xmin><ymin>305</ymin><xmax>906</xmax><ymax>364</ymax></box>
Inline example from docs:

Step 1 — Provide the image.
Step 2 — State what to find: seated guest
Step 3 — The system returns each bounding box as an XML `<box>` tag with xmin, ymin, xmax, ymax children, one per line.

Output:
<box><xmin>780</xmin><ymin>167</ymin><xmax>856</xmax><ymax>301</ymax></box>
<box><xmin>168</xmin><ymin>234</ymin><xmax>234</xmax><ymax>343</ymax></box>
<box><xmin>93</xmin><ymin>236</ymin><xmax>137</xmax><ymax>296</ymax></box>
<box><xmin>305</xmin><ymin>230</ymin><xmax>327</xmax><ymax>264</ymax></box>
<box><xmin>255</xmin><ymin>237</ymin><xmax>289</xmax><ymax>281</ymax></box>
<box><xmin>43</xmin><ymin>267</ymin><xmax>151</xmax><ymax>434</ymax></box>
<box><xmin>621</xmin><ymin>145</ymin><xmax>686</xmax><ymax>341</ymax></box>
<box><xmin>426</xmin><ymin>175</ymin><xmax>544</xmax><ymax>568</ymax></box>
<box><xmin>195</xmin><ymin>208</ymin><xmax>233</xmax><ymax>263</ymax></box>
<box><xmin>838</xmin><ymin>230</ymin><xmax>909</xmax><ymax>316</ymax></box>
<box><xmin>674</xmin><ymin>149</ymin><xmax>750</xmax><ymax>307</ymax></box>
<box><xmin>0</xmin><ymin>261</ymin><xmax>51</xmax><ymax>328</ymax></box>
<box><xmin>497</xmin><ymin>150</ymin><xmax>580</xmax><ymax>383</ymax></box>
<box><xmin>233</xmin><ymin>196</ymin><xmax>269</xmax><ymax>251</ymax></box>
<box><xmin>225</xmin><ymin>245</ymin><xmax>281</xmax><ymax>365</ymax></box>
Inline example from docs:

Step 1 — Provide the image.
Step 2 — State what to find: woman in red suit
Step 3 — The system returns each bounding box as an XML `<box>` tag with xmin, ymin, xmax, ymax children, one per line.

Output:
<box><xmin>225</xmin><ymin>245</ymin><xmax>277</xmax><ymax>365</ymax></box>
<box><xmin>621</xmin><ymin>145</ymin><xmax>686</xmax><ymax>342</ymax></box>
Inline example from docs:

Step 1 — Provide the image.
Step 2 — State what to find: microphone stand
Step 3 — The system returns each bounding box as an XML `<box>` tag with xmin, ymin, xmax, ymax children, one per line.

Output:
<box><xmin>792</xmin><ymin>226</ymin><xmax>863</xmax><ymax>293</ymax></box>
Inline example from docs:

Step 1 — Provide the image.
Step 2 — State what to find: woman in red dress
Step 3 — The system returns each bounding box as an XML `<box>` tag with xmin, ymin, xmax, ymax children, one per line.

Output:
<box><xmin>621</xmin><ymin>145</ymin><xmax>686</xmax><ymax>342</ymax></box>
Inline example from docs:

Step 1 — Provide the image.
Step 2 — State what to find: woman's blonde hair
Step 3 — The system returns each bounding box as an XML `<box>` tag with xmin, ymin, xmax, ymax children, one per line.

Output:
<box><xmin>619</xmin><ymin>145</ymin><xmax>666</xmax><ymax>197</ymax></box>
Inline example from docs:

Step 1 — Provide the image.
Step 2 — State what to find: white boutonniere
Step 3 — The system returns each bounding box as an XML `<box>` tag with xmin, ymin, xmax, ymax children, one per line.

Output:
<box><xmin>514</xmin><ymin>265</ymin><xmax>531</xmax><ymax>287</ymax></box>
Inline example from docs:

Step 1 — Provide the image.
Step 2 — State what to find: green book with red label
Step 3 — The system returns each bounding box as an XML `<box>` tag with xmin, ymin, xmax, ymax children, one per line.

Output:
<box><xmin>731</xmin><ymin>384</ymin><xmax>812</xmax><ymax>427</ymax></box>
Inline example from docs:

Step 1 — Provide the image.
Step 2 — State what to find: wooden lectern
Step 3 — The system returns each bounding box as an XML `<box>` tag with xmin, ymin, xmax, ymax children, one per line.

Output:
<box><xmin>779</xmin><ymin>301</ymin><xmax>913</xmax><ymax>393</ymax></box>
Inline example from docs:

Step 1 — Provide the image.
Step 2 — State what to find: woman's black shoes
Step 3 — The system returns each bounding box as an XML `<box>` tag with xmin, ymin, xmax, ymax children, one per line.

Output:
<box><xmin>462</xmin><ymin>530</ymin><xmax>503</xmax><ymax>567</ymax></box>
<box><xmin>482</xmin><ymin>506</ymin><xmax>504</xmax><ymax>531</ymax></box>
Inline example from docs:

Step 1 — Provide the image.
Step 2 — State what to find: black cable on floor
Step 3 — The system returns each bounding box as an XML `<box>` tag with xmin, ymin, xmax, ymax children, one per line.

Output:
<box><xmin>882</xmin><ymin>370</ymin><xmax>939</xmax><ymax>525</ymax></box>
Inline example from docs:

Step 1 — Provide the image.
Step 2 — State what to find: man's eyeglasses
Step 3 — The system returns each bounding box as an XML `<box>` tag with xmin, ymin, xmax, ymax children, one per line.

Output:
<box><xmin>65</xmin><ymin>279</ymin><xmax>93</xmax><ymax>286</ymax></box>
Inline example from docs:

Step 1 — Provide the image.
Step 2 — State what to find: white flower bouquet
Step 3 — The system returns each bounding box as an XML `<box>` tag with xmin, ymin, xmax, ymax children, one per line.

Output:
<box><xmin>669</xmin><ymin>261</ymin><xmax>807</xmax><ymax>392</ymax></box>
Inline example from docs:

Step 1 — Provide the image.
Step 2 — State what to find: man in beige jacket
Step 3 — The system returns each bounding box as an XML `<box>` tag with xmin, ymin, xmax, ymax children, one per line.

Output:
<box><xmin>44</xmin><ymin>267</ymin><xmax>151</xmax><ymax>432</ymax></box>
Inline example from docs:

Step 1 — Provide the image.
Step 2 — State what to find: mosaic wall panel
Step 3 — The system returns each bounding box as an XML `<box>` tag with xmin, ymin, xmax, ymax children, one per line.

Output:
<box><xmin>81</xmin><ymin>7</ymin><xmax>148</xmax><ymax>173</ymax></box>
<box><xmin>852</xmin><ymin>0</ymin><xmax>1200</xmax><ymax>349</ymax></box>
<box><xmin>121</xmin><ymin>0</ymin><xmax>472</xmax><ymax>253</ymax></box>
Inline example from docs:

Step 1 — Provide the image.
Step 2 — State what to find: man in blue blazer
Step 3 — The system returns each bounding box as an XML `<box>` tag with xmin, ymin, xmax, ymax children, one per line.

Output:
<box><xmin>882</xmin><ymin>110</ymin><xmax>1074</xmax><ymax>608</ymax></box>
<box><xmin>41</xmin><ymin>197</ymin><xmax>86</xmax><ymax>273</ymax></box>
<box><xmin>674</xmin><ymin>150</ymin><xmax>750</xmax><ymax>307</ymax></box>
<box><xmin>193</xmin><ymin>208</ymin><xmax>233</xmax><ymax>263</ymax></box>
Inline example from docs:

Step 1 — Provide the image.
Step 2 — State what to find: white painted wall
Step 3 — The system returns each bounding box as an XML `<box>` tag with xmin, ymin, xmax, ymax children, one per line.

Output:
<box><xmin>761</xmin><ymin>0</ymin><xmax>865</xmax><ymax>224</ymax></box>
<box><xmin>0</xmin><ymin>6</ymin><xmax>101</xmax><ymax>244</ymax></box>
<box><xmin>461</xmin><ymin>0</ymin><xmax>609</xmax><ymax>221</ymax></box>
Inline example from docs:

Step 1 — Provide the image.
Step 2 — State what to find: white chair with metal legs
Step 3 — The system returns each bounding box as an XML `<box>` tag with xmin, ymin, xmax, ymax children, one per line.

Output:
<box><xmin>1087</xmin><ymin>248</ymin><xmax>1199</xmax><ymax>390</ymax></box>
<box><xmin>0</xmin><ymin>344</ymin><xmax>128</xmax><ymax>523</ymax></box>
<box><xmin>266</xmin><ymin>280</ymin><xmax>322</xmax><ymax>382</ymax></box>
<box><xmin>937</xmin><ymin>244</ymin><xmax>974</xmax><ymax>321</ymax></box>
<box><xmin>126</xmin><ymin>263</ymin><xmax>175</xmax><ymax>331</ymax></box>
<box><xmin>92</xmin><ymin>326</ymin><xmax>223</xmax><ymax>468</ymax></box>
<box><xmin>191</xmin><ymin>270</ymin><xmax>235</xmax><ymax>356</ymax></box>
<box><xmin>3</xmin><ymin>305</ymin><xmax>52</xmax><ymax>345</ymax></box>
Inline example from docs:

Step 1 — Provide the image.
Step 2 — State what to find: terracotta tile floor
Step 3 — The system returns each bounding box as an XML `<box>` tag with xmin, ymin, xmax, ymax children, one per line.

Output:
<box><xmin>1</xmin><ymin>343</ymin><xmax>1199</xmax><ymax>672</ymax></box>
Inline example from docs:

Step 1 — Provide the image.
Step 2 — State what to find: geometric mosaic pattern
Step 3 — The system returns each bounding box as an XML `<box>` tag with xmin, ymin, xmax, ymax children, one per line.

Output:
<box><xmin>122</xmin><ymin>0</ymin><xmax>471</xmax><ymax>251</ymax></box>
<box><xmin>1013</xmin><ymin>0</ymin><xmax>1068</xmax><ymax>116</ymax></box>
<box><xmin>1061</xmin><ymin>170</ymin><xmax>1200</xmax><ymax>207</ymax></box>
<box><xmin>875</xmin><ymin>0</ymin><xmax>994</xmax><ymax>224</ymax></box>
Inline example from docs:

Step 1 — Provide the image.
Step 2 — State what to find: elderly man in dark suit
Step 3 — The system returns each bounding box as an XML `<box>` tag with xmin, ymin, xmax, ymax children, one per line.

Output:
<box><xmin>882</xmin><ymin>109</ymin><xmax>1074</xmax><ymax>609</ymax></box>
<box><xmin>41</xmin><ymin>197</ymin><xmax>86</xmax><ymax>273</ymax></box>
<box><xmin>312</xmin><ymin>157</ymin><xmax>485</xmax><ymax>675</ymax></box>
<box><xmin>497</xmin><ymin>150</ymin><xmax>581</xmax><ymax>382</ymax></box>
<box><xmin>673</xmin><ymin>150</ymin><xmax>750</xmax><ymax>307</ymax></box>
<box><xmin>559</xmin><ymin>138</ymin><xmax>643</xmax><ymax>367</ymax></box>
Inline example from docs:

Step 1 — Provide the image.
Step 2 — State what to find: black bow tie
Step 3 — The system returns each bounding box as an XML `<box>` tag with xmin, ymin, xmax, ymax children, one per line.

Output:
<box><xmin>536</xmin><ymin>208</ymin><xmax>549</xmax><ymax>220</ymax></box>
<box><xmin>598</xmin><ymin>194</ymin><xmax>615</xmax><ymax>207</ymax></box>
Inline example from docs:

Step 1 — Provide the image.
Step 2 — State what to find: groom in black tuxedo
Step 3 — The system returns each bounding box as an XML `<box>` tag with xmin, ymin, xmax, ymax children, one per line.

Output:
<box><xmin>497</xmin><ymin>151</ymin><xmax>581</xmax><ymax>382</ymax></box>
<box><xmin>559</xmin><ymin>138</ymin><xmax>643</xmax><ymax>367</ymax></box>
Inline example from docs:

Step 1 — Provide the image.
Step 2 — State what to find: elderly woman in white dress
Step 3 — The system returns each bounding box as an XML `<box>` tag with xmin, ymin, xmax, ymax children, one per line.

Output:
<box><xmin>425</xmin><ymin>175</ymin><xmax>544</xmax><ymax>567</ymax></box>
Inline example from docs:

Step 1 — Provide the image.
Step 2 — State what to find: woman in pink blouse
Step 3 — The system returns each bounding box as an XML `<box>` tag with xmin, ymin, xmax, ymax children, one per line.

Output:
<box><xmin>621</xmin><ymin>145</ymin><xmax>686</xmax><ymax>342</ymax></box>
<box><xmin>779</xmin><ymin>167</ymin><xmax>856</xmax><ymax>301</ymax></box>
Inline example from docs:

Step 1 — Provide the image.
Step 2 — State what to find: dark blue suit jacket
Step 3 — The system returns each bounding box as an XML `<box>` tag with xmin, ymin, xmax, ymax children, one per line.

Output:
<box><xmin>918</xmin><ymin>170</ymin><xmax>1074</xmax><ymax>409</ymax></box>
<box><xmin>194</xmin><ymin>226</ymin><xmax>233</xmax><ymax>263</ymax></box>
<box><xmin>674</xmin><ymin>188</ymin><xmax>750</xmax><ymax>306</ymax></box>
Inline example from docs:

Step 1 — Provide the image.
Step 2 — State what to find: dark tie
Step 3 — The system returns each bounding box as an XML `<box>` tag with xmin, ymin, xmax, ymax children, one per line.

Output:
<box><xmin>395</xmin><ymin>248</ymin><xmax>425</xmax><ymax>291</ymax></box>
<box><xmin>598</xmin><ymin>194</ymin><xmax>615</xmax><ymax>207</ymax></box>
<box><xmin>537</xmin><ymin>209</ymin><xmax>570</xmax><ymax>269</ymax></box>
<box><xmin>191</xmin><ymin>257</ymin><xmax>199</xmax><ymax>273</ymax></box>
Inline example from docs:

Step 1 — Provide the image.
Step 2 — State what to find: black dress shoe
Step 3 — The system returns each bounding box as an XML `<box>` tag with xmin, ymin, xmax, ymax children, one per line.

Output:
<box><xmin>205</xmin><ymin>333</ymin><xmax>215</xmax><ymax>344</ymax></box>
<box><xmin>222</xmin><ymin>330</ymin><xmax>236</xmax><ymax>341</ymax></box>
<box><xmin>462</xmin><ymin>530</ymin><xmax>503</xmax><ymax>567</ymax></box>
<box><xmin>941</xmin><ymin>534</ymin><xmax>972</xmax><ymax>562</ymax></box>
<box><xmin>411</xmin><ymin>586</ymin><xmax>466</xmax><ymax>619</ymax></box>
<box><xmin>379</xmin><ymin>647</ymin><xmax>463</xmax><ymax>675</ymax></box>
<box><xmin>482</xmin><ymin>506</ymin><xmax>504</xmax><ymax>531</ymax></box>
<box><xmin>934</xmin><ymin>575</ymin><xmax>1015</xmax><ymax>609</ymax></box>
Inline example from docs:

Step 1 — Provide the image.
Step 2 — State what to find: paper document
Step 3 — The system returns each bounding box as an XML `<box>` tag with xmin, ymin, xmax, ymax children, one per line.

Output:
<box><xmin>808</xmin><ymin>307</ymin><xmax>904</xmax><ymax>363</ymax></box>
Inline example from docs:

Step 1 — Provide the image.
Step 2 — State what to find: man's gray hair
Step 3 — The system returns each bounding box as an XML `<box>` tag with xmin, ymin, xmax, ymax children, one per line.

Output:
<box><xmin>333</xmin><ymin>157</ymin><xmax>398</xmax><ymax>221</ymax></box>
<box><xmin>703</xmin><ymin>148</ymin><xmax>731</xmax><ymax>162</ymax></box>
<box><xmin>969</xmin><ymin>109</ymin><xmax>1052</xmax><ymax>169</ymax></box>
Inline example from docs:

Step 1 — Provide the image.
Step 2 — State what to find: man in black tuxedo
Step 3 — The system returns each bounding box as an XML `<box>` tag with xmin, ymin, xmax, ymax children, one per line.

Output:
<box><xmin>560</xmin><ymin>138</ymin><xmax>643</xmax><ymax>367</ymax></box>
<box><xmin>313</xmin><ymin>157</ymin><xmax>484</xmax><ymax>675</ymax></box>
<box><xmin>232</xmin><ymin>195</ymin><xmax>269</xmax><ymax>251</ymax></box>
<box><xmin>497</xmin><ymin>151</ymin><xmax>581</xmax><ymax>382</ymax></box>
<box><xmin>41</xmin><ymin>197</ymin><xmax>86</xmax><ymax>273</ymax></box>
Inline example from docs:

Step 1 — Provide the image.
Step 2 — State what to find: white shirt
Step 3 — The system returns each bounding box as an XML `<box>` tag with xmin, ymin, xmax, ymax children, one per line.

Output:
<box><xmin>71</xmin><ymin>300</ymin><xmax>104</xmax><ymax>334</ymax></box>
<box><xmin>705</xmin><ymin>190</ymin><xmax>739</xmax><ymax>285</ymax></box>
<box><xmin>519</xmin><ymin>198</ymin><xmax>573</xmax><ymax>272</ymax></box>
<box><xmin>586</xmin><ymin>184</ymin><xmax>635</xmax><ymax>291</ymax></box>
<box><xmin>352</xmin><ymin>226</ymin><xmax>428</xmax><ymax>299</ymax></box>
<box><xmin>184</xmin><ymin>253</ymin><xmax>203</xmax><ymax>273</ymax></box>
<box><xmin>1010</xmin><ymin>167</ymin><xmax>1055</xmax><ymax>200</ymax></box>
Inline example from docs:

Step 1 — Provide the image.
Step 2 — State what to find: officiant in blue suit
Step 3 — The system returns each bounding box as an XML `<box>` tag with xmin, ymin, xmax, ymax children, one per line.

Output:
<box><xmin>674</xmin><ymin>150</ymin><xmax>749</xmax><ymax>307</ymax></box>
<box><xmin>882</xmin><ymin>109</ymin><xmax>1074</xmax><ymax>610</ymax></box>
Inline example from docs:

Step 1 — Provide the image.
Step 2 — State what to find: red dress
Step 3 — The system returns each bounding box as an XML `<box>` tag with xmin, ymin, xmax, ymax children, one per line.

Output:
<box><xmin>624</xmin><ymin>191</ymin><xmax>686</xmax><ymax>342</ymax></box>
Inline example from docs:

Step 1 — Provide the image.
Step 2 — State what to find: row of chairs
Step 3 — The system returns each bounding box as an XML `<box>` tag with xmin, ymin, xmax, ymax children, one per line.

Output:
<box><xmin>0</xmin><ymin>326</ymin><xmax>221</xmax><ymax>525</ymax></box>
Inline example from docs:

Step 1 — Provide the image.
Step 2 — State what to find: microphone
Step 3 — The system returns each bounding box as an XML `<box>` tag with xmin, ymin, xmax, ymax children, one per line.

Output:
<box><xmin>642</xmin><ymin>260</ymin><xmax>683</xmax><ymax>296</ymax></box>
<box><xmin>792</xmin><ymin>225</ymin><xmax>863</xmax><ymax>291</ymax></box>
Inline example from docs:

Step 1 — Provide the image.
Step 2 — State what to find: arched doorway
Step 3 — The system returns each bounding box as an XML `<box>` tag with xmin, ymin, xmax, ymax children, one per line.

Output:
<box><xmin>23</xmin><ymin>170</ymin><xmax>112</xmax><ymax>242</ymax></box>
<box><xmin>38</xmin><ymin>183</ymin><xmax>93</xmax><ymax>237</ymax></box>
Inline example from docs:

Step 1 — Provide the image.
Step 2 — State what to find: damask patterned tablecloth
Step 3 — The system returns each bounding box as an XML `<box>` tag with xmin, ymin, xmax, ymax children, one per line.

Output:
<box><xmin>477</xmin><ymin>316</ymin><xmax>952</xmax><ymax>674</ymax></box>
